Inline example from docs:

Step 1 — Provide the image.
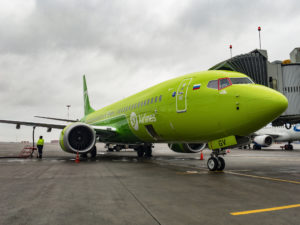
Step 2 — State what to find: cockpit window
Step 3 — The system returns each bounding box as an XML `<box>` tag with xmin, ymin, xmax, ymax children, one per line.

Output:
<box><xmin>218</xmin><ymin>78</ymin><xmax>231</xmax><ymax>90</ymax></box>
<box><xmin>230</xmin><ymin>77</ymin><xmax>253</xmax><ymax>84</ymax></box>
<box><xmin>207</xmin><ymin>77</ymin><xmax>253</xmax><ymax>90</ymax></box>
<box><xmin>207</xmin><ymin>80</ymin><xmax>218</xmax><ymax>89</ymax></box>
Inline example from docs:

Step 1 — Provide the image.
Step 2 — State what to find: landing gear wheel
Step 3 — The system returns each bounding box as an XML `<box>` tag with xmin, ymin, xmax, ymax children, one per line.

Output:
<box><xmin>114</xmin><ymin>146</ymin><xmax>121</xmax><ymax>152</ymax></box>
<box><xmin>90</xmin><ymin>146</ymin><xmax>97</xmax><ymax>158</ymax></box>
<box><xmin>253</xmin><ymin>144</ymin><xmax>261</xmax><ymax>150</ymax></box>
<box><xmin>285</xmin><ymin>144</ymin><xmax>293</xmax><ymax>150</ymax></box>
<box><xmin>207</xmin><ymin>157</ymin><xmax>218</xmax><ymax>171</ymax></box>
<box><xmin>217</xmin><ymin>157</ymin><xmax>225</xmax><ymax>171</ymax></box>
<box><xmin>144</xmin><ymin>146</ymin><xmax>152</xmax><ymax>158</ymax></box>
<box><xmin>137</xmin><ymin>147</ymin><xmax>145</xmax><ymax>158</ymax></box>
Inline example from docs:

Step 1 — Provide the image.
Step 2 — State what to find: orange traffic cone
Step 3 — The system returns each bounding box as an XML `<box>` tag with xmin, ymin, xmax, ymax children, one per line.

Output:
<box><xmin>75</xmin><ymin>151</ymin><xmax>80</xmax><ymax>163</ymax></box>
<box><xmin>200</xmin><ymin>151</ymin><xmax>204</xmax><ymax>160</ymax></box>
<box><xmin>226</xmin><ymin>149</ymin><xmax>231</xmax><ymax>153</ymax></box>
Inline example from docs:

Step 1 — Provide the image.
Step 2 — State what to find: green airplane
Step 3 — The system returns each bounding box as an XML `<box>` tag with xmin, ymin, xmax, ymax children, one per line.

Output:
<box><xmin>0</xmin><ymin>70</ymin><xmax>288</xmax><ymax>171</ymax></box>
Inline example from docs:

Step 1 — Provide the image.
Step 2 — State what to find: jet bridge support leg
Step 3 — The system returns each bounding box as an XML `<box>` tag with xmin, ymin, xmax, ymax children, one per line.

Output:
<box><xmin>207</xmin><ymin>149</ymin><xmax>226</xmax><ymax>171</ymax></box>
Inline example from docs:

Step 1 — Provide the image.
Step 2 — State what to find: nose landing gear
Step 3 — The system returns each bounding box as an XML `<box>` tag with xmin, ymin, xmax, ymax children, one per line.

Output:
<box><xmin>207</xmin><ymin>149</ymin><xmax>226</xmax><ymax>171</ymax></box>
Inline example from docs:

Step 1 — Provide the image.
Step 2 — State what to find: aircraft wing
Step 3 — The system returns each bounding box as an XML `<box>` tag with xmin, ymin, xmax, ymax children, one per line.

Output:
<box><xmin>0</xmin><ymin>119</ymin><xmax>65</xmax><ymax>129</ymax></box>
<box><xmin>34</xmin><ymin>116</ymin><xmax>78</xmax><ymax>123</ymax></box>
<box><xmin>0</xmin><ymin>119</ymin><xmax>117</xmax><ymax>138</ymax></box>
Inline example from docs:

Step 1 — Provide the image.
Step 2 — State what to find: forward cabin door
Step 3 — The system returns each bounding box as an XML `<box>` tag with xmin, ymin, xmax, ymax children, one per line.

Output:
<box><xmin>176</xmin><ymin>78</ymin><xmax>192</xmax><ymax>113</ymax></box>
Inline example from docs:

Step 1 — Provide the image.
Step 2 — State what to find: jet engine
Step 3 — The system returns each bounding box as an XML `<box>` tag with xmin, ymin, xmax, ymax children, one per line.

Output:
<box><xmin>168</xmin><ymin>143</ymin><xmax>206</xmax><ymax>153</ymax></box>
<box><xmin>253</xmin><ymin>135</ymin><xmax>273</xmax><ymax>147</ymax></box>
<box><xmin>59</xmin><ymin>122</ymin><xmax>96</xmax><ymax>154</ymax></box>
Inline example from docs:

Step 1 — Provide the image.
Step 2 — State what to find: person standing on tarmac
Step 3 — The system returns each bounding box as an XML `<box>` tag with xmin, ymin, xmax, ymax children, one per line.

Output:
<box><xmin>37</xmin><ymin>136</ymin><xmax>44</xmax><ymax>159</ymax></box>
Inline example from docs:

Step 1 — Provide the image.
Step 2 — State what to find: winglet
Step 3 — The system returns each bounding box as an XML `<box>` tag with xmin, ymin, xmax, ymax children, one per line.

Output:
<box><xmin>83</xmin><ymin>75</ymin><xmax>95</xmax><ymax>116</ymax></box>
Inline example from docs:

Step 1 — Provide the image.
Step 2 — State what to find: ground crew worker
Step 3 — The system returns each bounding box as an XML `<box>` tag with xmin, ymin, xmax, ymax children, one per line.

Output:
<box><xmin>37</xmin><ymin>136</ymin><xmax>44</xmax><ymax>159</ymax></box>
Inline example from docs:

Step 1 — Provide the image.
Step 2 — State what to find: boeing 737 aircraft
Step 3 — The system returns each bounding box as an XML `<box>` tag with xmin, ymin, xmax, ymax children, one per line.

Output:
<box><xmin>0</xmin><ymin>70</ymin><xmax>288</xmax><ymax>171</ymax></box>
<box><xmin>253</xmin><ymin>124</ymin><xmax>300</xmax><ymax>150</ymax></box>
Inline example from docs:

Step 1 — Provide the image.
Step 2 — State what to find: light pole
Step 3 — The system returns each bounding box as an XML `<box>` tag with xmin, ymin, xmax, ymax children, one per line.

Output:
<box><xmin>258</xmin><ymin>26</ymin><xmax>262</xmax><ymax>49</ymax></box>
<box><xmin>66</xmin><ymin>105</ymin><xmax>71</xmax><ymax>120</ymax></box>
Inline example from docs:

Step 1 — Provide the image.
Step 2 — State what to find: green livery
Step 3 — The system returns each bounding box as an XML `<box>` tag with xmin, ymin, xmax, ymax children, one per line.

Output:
<box><xmin>80</xmin><ymin>70</ymin><xmax>287</xmax><ymax>145</ymax></box>
<box><xmin>0</xmin><ymin>70</ymin><xmax>288</xmax><ymax>171</ymax></box>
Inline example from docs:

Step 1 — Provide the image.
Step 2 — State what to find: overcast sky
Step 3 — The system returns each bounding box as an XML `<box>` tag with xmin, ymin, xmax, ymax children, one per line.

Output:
<box><xmin>0</xmin><ymin>0</ymin><xmax>300</xmax><ymax>142</ymax></box>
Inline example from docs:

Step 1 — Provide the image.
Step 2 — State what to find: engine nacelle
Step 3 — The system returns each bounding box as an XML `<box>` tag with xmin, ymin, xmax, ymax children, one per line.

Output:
<box><xmin>59</xmin><ymin>122</ymin><xmax>96</xmax><ymax>154</ymax></box>
<box><xmin>168</xmin><ymin>143</ymin><xmax>206</xmax><ymax>153</ymax></box>
<box><xmin>253</xmin><ymin>135</ymin><xmax>273</xmax><ymax>147</ymax></box>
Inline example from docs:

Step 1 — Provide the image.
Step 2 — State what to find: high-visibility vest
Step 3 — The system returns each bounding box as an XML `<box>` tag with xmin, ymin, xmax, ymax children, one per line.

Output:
<box><xmin>37</xmin><ymin>139</ymin><xmax>44</xmax><ymax>146</ymax></box>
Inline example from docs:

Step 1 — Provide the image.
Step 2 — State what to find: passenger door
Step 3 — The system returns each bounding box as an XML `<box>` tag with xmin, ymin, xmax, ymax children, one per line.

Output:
<box><xmin>176</xmin><ymin>78</ymin><xmax>192</xmax><ymax>113</ymax></box>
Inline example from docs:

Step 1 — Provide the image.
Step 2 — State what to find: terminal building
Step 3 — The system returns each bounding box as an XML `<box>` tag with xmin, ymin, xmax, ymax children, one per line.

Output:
<box><xmin>210</xmin><ymin>47</ymin><xmax>300</xmax><ymax>126</ymax></box>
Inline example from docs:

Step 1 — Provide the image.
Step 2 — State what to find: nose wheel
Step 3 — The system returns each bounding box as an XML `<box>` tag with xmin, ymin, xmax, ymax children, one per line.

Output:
<box><xmin>207</xmin><ymin>149</ymin><xmax>226</xmax><ymax>171</ymax></box>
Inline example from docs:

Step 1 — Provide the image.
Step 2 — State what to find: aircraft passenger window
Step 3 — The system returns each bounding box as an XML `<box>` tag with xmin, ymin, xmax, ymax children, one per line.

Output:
<box><xmin>218</xmin><ymin>78</ymin><xmax>231</xmax><ymax>90</ymax></box>
<box><xmin>132</xmin><ymin>104</ymin><xmax>134</xmax><ymax>109</ymax></box>
<box><xmin>155</xmin><ymin>96</ymin><xmax>158</xmax><ymax>103</ymax></box>
<box><xmin>159</xmin><ymin>95</ymin><xmax>162</xmax><ymax>102</ymax></box>
<box><xmin>141</xmin><ymin>101</ymin><xmax>143</xmax><ymax>107</ymax></box>
<box><xmin>138</xmin><ymin>102</ymin><xmax>140</xmax><ymax>108</ymax></box>
<box><xmin>230</xmin><ymin>77</ymin><xmax>253</xmax><ymax>84</ymax></box>
<box><xmin>144</xmin><ymin>100</ymin><xmax>147</xmax><ymax>105</ymax></box>
<box><xmin>151</xmin><ymin>98</ymin><xmax>153</xmax><ymax>104</ymax></box>
<box><xmin>147</xmin><ymin>99</ymin><xmax>150</xmax><ymax>105</ymax></box>
<box><xmin>134</xmin><ymin>104</ymin><xmax>137</xmax><ymax>109</ymax></box>
<box><xmin>207</xmin><ymin>80</ymin><xmax>218</xmax><ymax>89</ymax></box>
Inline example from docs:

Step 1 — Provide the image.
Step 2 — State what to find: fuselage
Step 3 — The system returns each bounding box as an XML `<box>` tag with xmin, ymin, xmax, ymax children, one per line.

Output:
<box><xmin>257</xmin><ymin>124</ymin><xmax>300</xmax><ymax>142</ymax></box>
<box><xmin>81</xmin><ymin>70</ymin><xmax>288</xmax><ymax>144</ymax></box>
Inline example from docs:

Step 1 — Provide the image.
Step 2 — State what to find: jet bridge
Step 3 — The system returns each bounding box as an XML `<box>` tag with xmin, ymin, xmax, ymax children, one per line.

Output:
<box><xmin>209</xmin><ymin>48</ymin><xmax>300</xmax><ymax>127</ymax></box>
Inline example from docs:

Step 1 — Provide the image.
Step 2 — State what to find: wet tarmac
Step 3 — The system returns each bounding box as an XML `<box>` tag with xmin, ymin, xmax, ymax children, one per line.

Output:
<box><xmin>0</xmin><ymin>142</ymin><xmax>300</xmax><ymax>225</ymax></box>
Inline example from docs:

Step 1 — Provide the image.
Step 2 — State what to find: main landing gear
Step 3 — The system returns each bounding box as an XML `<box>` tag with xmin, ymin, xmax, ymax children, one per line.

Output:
<box><xmin>136</xmin><ymin>144</ymin><xmax>153</xmax><ymax>158</ymax></box>
<box><xmin>81</xmin><ymin>146</ymin><xmax>97</xmax><ymax>159</ymax></box>
<box><xmin>253</xmin><ymin>144</ymin><xmax>262</xmax><ymax>150</ymax></box>
<box><xmin>207</xmin><ymin>149</ymin><xmax>226</xmax><ymax>171</ymax></box>
<box><xmin>284</xmin><ymin>142</ymin><xmax>293</xmax><ymax>150</ymax></box>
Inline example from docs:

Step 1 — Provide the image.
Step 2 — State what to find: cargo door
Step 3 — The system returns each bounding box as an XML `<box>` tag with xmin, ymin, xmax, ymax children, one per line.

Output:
<box><xmin>176</xmin><ymin>78</ymin><xmax>192</xmax><ymax>113</ymax></box>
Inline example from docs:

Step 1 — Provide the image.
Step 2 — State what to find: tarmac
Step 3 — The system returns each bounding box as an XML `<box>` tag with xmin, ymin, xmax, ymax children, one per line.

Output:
<box><xmin>0</xmin><ymin>142</ymin><xmax>300</xmax><ymax>225</ymax></box>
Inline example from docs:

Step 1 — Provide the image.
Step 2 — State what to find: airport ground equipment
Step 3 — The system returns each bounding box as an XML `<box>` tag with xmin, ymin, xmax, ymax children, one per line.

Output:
<box><xmin>210</xmin><ymin>47</ymin><xmax>300</xmax><ymax>127</ymax></box>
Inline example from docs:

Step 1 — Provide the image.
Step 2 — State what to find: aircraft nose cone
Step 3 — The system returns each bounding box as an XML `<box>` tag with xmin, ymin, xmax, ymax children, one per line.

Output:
<box><xmin>262</xmin><ymin>89</ymin><xmax>288</xmax><ymax>117</ymax></box>
<box><xmin>247</xmin><ymin>86</ymin><xmax>288</xmax><ymax>125</ymax></box>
